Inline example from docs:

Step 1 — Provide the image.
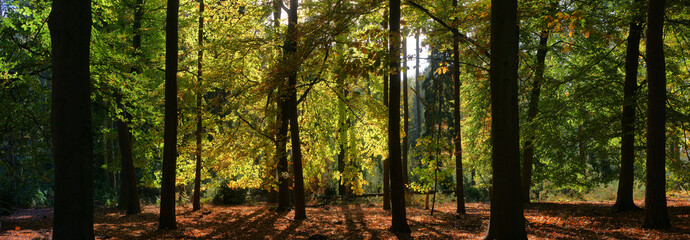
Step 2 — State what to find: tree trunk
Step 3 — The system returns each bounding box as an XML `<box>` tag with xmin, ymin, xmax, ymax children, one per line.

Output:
<box><xmin>159</xmin><ymin>0</ymin><xmax>179</xmax><ymax>230</ymax></box>
<box><xmin>116</xmin><ymin>112</ymin><xmax>140</xmax><ymax>215</ymax></box>
<box><xmin>267</xmin><ymin>0</ymin><xmax>283</xmax><ymax>205</ymax></box>
<box><xmin>388</xmin><ymin>0</ymin><xmax>411</xmax><ymax>233</ymax></box>
<box><xmin>284</xmin><ymin>0</ymin><xmax>306</xmax><ymax>220</ymax></box>
<box><xmin>642</xmin><ymin>0</ymin><xmax>670</xmax><ymax>229</ymax></box>
<box><xmin>276</xmin><ymin>98</ymin><xmax>290</xmax><ymax>211</ymax></box>
<box><xmin>402</xmin><ymin>30</ymin><xmax>410</xmax><ymax>199</ymax></box>
<box><xmin>484</xmin><ymin>0</ymin><xmax>527</xmax><ymax>239</ymax></box>
<box><xmin>415</xmin><ymin>31</ymin><xmax>422</xmax><ymax>142</ymax></box>
<box><xmin>337</xmin><ymin>76</ymin><xmax>348</xmax><ymax>197</ymax></box>
<box><xmin>49</xmin><ymin>0</ymin><xmax>94</xmax><ymax>238</ymax></box>
<box><xmin>104</xmin><ymin>120</ymin><xmax>115</xmax><ymax>189</ymax></box>
<box><xmin>382</xmin><ymin>10</ymin><xmax>391</xmax><ymax>211</ymax></box>
<box><xmin>613</xmin><ymin>0</ymin><xmax>644</xmax><ymax>213</ymax></box>
<box><xmin>117</xmin><ymin>0</ymin><xmax>144</xmax><ymax>215</ymax></box>
<box><xmin>520</xmin><ymin>30</ymin><xmax>549</xmax><ymax>204</ymax></box>
<box><xmin>451</xmin><ymin>0</ymin><xmax>466</xmax><ymax>215</ymax></box>
<box><xmin>193</xmin><ymin>0</ymin><xmax>205</xmax><ymax>212</ymax></box>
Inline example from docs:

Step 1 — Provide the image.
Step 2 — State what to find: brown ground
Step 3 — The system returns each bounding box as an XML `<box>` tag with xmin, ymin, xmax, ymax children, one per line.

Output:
<box><xmin>1</xmin><ymin>198</ymin><xmax>688</xmax><ymax>239</ymax></box>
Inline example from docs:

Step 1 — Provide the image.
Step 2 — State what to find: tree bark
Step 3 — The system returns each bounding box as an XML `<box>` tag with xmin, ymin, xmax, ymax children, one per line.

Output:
<box><xmin>116</xmin><ymin>0</ymin><xmax>144</xmax><ymax>215</ymax></box>
<box><xmin>484</xmin><ymin>0</ymin><xmax>527</xmax><ymax>238</ymax></box>
<box><xmin>402</xmin><ymin>30</ymin><xmax>410</xmax><ymax>197</ymax></box>
<box><xmin>520</xmin><ymin>30</ymin><xmax>549</xmax><ymax>204</ymax></box>
<box><xmin>49</xmin><ymin>0</ymin><xmax>94</xmax><ymax>238</ymax></box>
<box><xmin>612</xmin><ymin>0</ymin><xmax>644</xmax><ymax>213</ymax></box>
<box><xmin>284</xmin><ymin>0</ymin><xmax>306</xmax><ymax>220</ymax></box>
<box><xmin>276</xmin><ymin>98</ymin><xmax>290</xmax><ymax>211</ymax></box>
<box><xmin>159</xmin><ymin>0</ymin><xmax>179</xmax><ymax>230</ymax></box>
<box><xmin>193</xmin><ymin>0</ymin><xmax>205</xmax><ymax>212</ymax></box>
<box><xmin>451</xmin><ymin>0</ymin><xmax>465</xmax><ymax>215</ymax></box>
<box><xmin>382</xmin><ymin>10</ymin><xmax>391</xmax><ymax>211</ymax></box>
<box><xmin>642</xmin><ymin>0</ymin><xmax>670</xmax><ymax>229</ymax></box>
<box><xmin>389</xmin><ymin>0</ymin><xmax>411</xmax><ymax>233</ymax></box>
<box><xmin>115</xmin><ymin>110</ymin><xmax>140</xmax><ymax>215</ymax></box>
<box><xmin>415</xmin><ymin>31</ymin><xmax>422</xmax><ymax>142</ymax></box>
<box><xmin>337</xmin><ymin>76</ymin><xmax>348</xmax><ymax>197</ymax></box>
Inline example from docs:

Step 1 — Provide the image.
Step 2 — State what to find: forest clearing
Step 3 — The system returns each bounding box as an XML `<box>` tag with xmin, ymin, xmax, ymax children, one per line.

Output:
<box><xmin>2</xmin><ymin>197</ymin><xmax>690</xmax><ymax>239</ymax></box>
<box><xmin>2</xmin><ymin>0</ymin><xmax>690</xmax><ymax>239</ymax></box>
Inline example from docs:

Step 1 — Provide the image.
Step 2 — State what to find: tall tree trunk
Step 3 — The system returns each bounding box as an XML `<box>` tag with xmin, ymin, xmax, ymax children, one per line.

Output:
<box><xmin>337</xmin><ymin>76</ymin><xmax>348</xmax><ymax>197</ymax></box>
<box><xmin>451</xmin><ymin>0</ymin><xmax>466</xmax><ymax>215</ymax></box>
<box><xmin>389</xmin><ymin>0</ymin><xmax>411</xmax><ymax>233</ymax></box>
<box><xmin>159</xmin><ymin>0</ymin><xmax>179</xmax><ymax>230</ymax></box>
<box><xmin>382</xmin><ymin>10</ymin><xmax>391</xmax><ymax>211</ymax></box>
<box><xmin>284</xmin><ymin>0</ymin><xmax>306</xmax><ymax>220</ymax></box>
<box><xmin>276</xmin><ymin>98</ymin><xmax>290</xmax><ymax>211</ymax></box>
<box><xmin>415</xmin><ymin>31</ymin><xmax>422</xmax><ymax>142</ymax></box>
<box><xmin>193</xmin><ymin>0</ymin><xmax>205</xmax><ymax>212</ymax></box>
<box><xmin>117</xmin><ymin>0</ymin><xmax>144</xmax><ymax>215</ymax></box>
<box><xmin>267</xmin><ymin>0</ymin><xmax>283</xmax><ymax>205</ymax></box>
<box><xmin>612</xmin><ymin>0</ymin><xmax>644</xmax><ymax>213</ymax></box>
<box><xmin>116</xmin><ymin>109</ymin><xmax>140</xmax><ymax>215</ymax></box>
<box><xmin>520</xmin><ymin>30</ymin><xmax>549</xmax><ymax>204</ymax></box>
<box><xmin>431</xmin><ymin>69</ymin><xmax>441</xmax><ymax>215</ymax></box>
<box><xmin>484</xmin><ymin>0</ymin><xmax>527</xmax><ymax>238</ymax></box>
<box><xmin>642</xmin><ymin>0</ymin><xmax>670</xmax><ymax>229</ymax></box>
<box><xmin>104</xmin><ymin>120</ymin><xmax>115</xmax><ymax>188</ymax></box>
<box><xmin>402</xmin><ymin>30</ymin><xmax>409</xmax><ymax>197</ymax></box>
<box><xmin>49</xmin><ymin>0</ymin><xmax>94</xmax><ymax>238</ymax></box>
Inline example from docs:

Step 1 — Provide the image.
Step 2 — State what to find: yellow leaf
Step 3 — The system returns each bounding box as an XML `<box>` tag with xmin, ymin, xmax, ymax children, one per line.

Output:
<box><xmin>584</xmin><ymin>31</ymin><xmax>590</xmax><ymax>38</ymax></box>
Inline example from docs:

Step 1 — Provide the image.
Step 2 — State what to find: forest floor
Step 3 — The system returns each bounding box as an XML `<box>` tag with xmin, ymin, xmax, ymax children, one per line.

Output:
<box><xmin>1</xmin><ymin>196</ymin><xmax>689</xmax><ymax>239</ymax></box>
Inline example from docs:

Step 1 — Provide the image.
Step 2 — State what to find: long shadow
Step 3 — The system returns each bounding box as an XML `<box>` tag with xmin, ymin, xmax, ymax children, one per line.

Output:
<box><xmin>209</xmin><ymin>205</ymin><xmax>284</xmax><ymax>239</ymax></box>
<box><xmin>353</xmin><ymin>204</ymin><xmax>381</xmax><ymax>240</ymax></box>
<box><xmin>526</xmin><ymin>202</ymin><xmax>690</xmax><ymax>239</ymax></box>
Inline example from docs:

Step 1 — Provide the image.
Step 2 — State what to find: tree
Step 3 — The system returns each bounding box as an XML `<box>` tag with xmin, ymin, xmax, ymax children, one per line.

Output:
<box><xmin>159</xmin><ymin>0</ymin><xmax>179</xmax><ymax>230</ymax></box>
<box><xmin>382</xmin><ymin>10</ymin><xmax>391</xmax><ymax>211</ymax></box>
<box><xmin>641</xmin><ymin>0</ymin><xmax>670</xmax><ymax>229</ymax></box>
<box><xmin>192</xmin><ymin>0</ymin><xmax>205</xmax><ymax>212</ymax></box>
<box><xmin>402</xmin><ymin>28</ymin><xmax>410</xmax><ymax>198</ymax></box>
<box><xmin>271</xmin><ymin>0</ymin><xmax>291</xmax><ymax>212</ymax></box>
<box><xmin>49</xmin><ymin>0</ymin><xmax>94</xmax><ymax>238</ymax></box>
<box><xmin>451</xmin><ymin>0</ymin><xmax>465</xmax><ymax>215</ymax></box>
<box><xmin>612</xmin><ymin>0</ymin><xmax>644</xmax><ymax>213</ymax></box>
<box><xmin>520</xmin><ymin>30</ymin><xmax>549</xmax><ymax>204</ymax></box>
<box><xmin>285</xmin><ymin>0</ymin><xmax>307</xmax><ymax>221</ymax></box>
<box><xmin>117</xmin><ymin>0</ymin><xmax>144</xmax><ymax>215</ymax></box>
<box><xmin>484</xmin><ymin>0</ymin><xmax>527</xmax><ymax>238</ymax></box>
<box><xmin>389</xmin><ymin>0</ymin><xmax>411</xmax><ymax>234</ymax></box>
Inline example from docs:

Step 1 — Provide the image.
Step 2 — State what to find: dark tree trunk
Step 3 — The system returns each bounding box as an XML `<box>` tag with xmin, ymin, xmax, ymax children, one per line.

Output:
<box><xmin>612</xmin><ymin>0</ymin><xmax>644</xmax><ymax>213</ymax></box>
<box><xmin>520</xmin><ymin>30</ymin><xmax>549</xmax><ymax>204</ymax></box>
<box><xmin>159</xmin><ymin>0</ymin><xmax>179</xmax><ymax>230</ymax></box>
<box><xmin>337</xmin><ymin>77</ymin><xmax>348</xmax><ymax>197</ymax></box>
<box><xmin>117</xmin><ymin>0</ymin><xmax>144</xmax><ymax>215</ymax></box>
<box><xmin>484</xmin><ymin>0</ymin><xmax>527</xmax><ymax>239</ymax></box>
<box><xmin>414</xmin><ymin>31</ymin><xmax>422</xmax><ymax>141</ymax></box>
<box><xmin>276</xmin><ymin>98</ymin><xmax>290</xmax><ymax>211</ymax></box>
<box><xmin>388</xmin><ymin>0</ymin><xmax>411</xmax><ymax>233</ymax></box>
<box><xmin>193</xmin><ymin>0</ymin><xmax>205</xmax><ymax>212</ymax></box>
<box><xmin>382</xmin><ymin>10</ymin><xmax>391</xmax><ymax>211</ymax></box>
<box><xmin>268</xmin><ymin>0</ymin><xmax>283</xmax><ymax>205</ymax></box>
<box><xmin>49</xmin><ymin>0</ymin><xmax>94</xmax><ymax>238</ymax></box>
<box><xmin>284</xmin><ymin>0</ymin><xmax>306</xmax><ymax>220</ymax></box>
<box><xmin>642</xmin><ymin>0</ymin><xmax>670</xmax><ymax>229</ymax></box>
<box><xmin>104</xmin><ymin>121</ymin><xmax>115</xmax><ymax>189</ymax></box>
<box><xmin>116</xmin><ymin>113</ymin><xmax>140</xmax><ymax>215</ymax></box>
<box><xmin>402</xmin><ymin>32</ymin><xmax>409</xmax><ymax>197</ymax></box>
<box><xmin>451</xmin><ymin>0</ymin><xmax>465</xmax><ymax>215</ymax></box>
